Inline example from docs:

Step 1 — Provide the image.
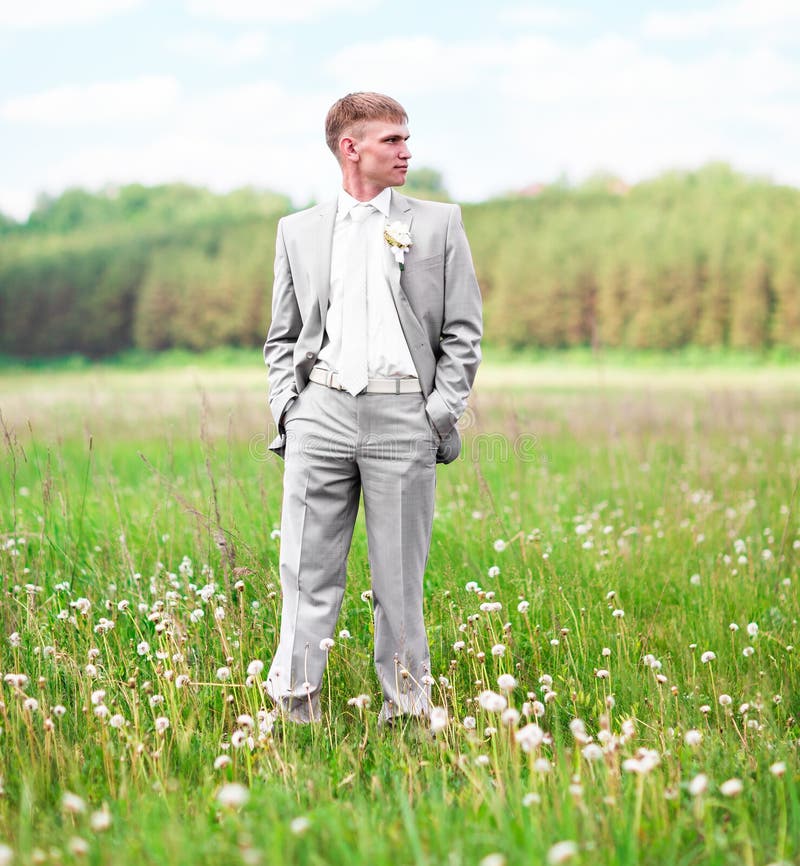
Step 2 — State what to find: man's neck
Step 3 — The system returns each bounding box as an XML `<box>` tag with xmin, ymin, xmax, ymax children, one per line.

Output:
<box><xmin>342</xmin><ymin>180</ymin><xmax>390</xmax><ymax>202</ymax></box>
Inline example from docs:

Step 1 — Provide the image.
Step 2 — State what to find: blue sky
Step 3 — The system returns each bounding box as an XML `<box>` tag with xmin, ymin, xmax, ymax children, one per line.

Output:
<box><xmin>1</xmin><ymin>0</ymin><xmax>799</xmax><ymax>219</ymax></box>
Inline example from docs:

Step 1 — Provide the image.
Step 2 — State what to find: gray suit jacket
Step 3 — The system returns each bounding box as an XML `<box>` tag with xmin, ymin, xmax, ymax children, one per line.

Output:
<box><xmin>264</xmin><ymin>190</ymin><xmax>482</xmax><ymax>464</ymax></box>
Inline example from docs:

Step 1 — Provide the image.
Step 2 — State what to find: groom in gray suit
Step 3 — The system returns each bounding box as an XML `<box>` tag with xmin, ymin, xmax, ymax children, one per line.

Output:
<box><xmin>264</xmin><ymin>92</ymin><xmax>482</xmax><ymax>724</ymax></box>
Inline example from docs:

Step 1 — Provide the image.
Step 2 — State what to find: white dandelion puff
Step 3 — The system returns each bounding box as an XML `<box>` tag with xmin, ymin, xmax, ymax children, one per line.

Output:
<box><xmin>720</xmin><ymin>778</ymin><xmax>743</xmax><ymax>797</ymax></box>
<box><xmin>547</xmin><ymin>841</ymin><xmax>579</xmax><ymax>864</ymax></box>
<box><xmin>217</xmin><ymin>783</ymin><xmax>249</xmax><ymax>809</ymax></box>
<box><xmin>290</xmin><ymin>816</ymin><xmax>311</xmax><ymax>835</ymax></box>
<box><xmin>497</xmin><ymin>673</ymin><xmax>517</xmax><ymax>692</ymax></box>
<box><xmin>684</xmin><ymin>729</ymin><xmax>702</xmax><ymax>747</ymax></box>
<box><xmin>61</xmin><ymin>792</ymin><xmax>86</xmax><ymax>814</ymax></box>
<box><xmin>430</xmin><ymin>707</ymin><xmax>448</xmax><ymax>733</ymax></box>
<box><xmin>689</xmin><ymin>773</ymin><xmax>708</xmax><ymax>796</ymax></box>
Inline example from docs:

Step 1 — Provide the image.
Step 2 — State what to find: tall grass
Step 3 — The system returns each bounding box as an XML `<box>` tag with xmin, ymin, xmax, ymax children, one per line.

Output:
<box><xmin>0</xmin><ymin>364</ymin><xmax>798</xmax><ymax>865</ymax></box>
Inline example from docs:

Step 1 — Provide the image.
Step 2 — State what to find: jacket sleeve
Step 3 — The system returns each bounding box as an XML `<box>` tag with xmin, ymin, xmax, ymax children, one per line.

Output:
<box><xmin>263</xmin><ymin>219</ymin><xmax>301</xmax><ymax>430</ymax></box>
<box><xmin>425</xmin><ymin>204</ymin><xmax>483</xmax><ymax>435</ymax></box>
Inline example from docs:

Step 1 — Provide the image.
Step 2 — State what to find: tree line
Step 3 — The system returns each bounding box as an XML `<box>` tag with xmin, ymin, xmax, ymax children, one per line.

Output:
<box><xmin>1</xmin><ymin>164</ymin><xmax>798</xmax><ymax>357</ymax></box>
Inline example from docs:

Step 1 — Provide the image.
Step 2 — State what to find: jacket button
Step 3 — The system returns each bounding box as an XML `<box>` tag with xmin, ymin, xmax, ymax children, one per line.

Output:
<box><xmin>305</xmin><ymin>352</ymin><xmax>314</xmax><ymax>360</ymax></box>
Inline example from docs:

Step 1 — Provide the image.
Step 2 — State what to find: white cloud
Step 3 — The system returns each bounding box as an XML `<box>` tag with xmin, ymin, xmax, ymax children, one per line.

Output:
<box><xmin>7</xmin><ymin>82</ymin><xmax>339</xmax><ymax>209</ymax></box>
<box><xmin>327</xmin><ymin>32</ymin><xmax>800</xmax><ymax>199</ymax></box>
<box><xmin>167</xmin><ymin>31</ymin><xmax>269</xmax><ymax>64</ymax></box>
<box><xmin>2</xmin><ymin>76</ymin><xmax>182</xmax><ymax>126</ymax></box>
<box><xmin>644</xmin><ymin>0</ymin><xmax>800</xmax><ymax>39</ymax></box>
<box><xmin>327</xmin><ymin>37</ymin><xmax>503</xmax><ymax>93</ymax></box>
<box><xmin>184</xmin><ymin>0</ymin><xmax>376</xmax><ymax>22</ymax></box>
<box><xmin>498</xmin><ymin>5</ymin><xmax>587</xmax><ymax>27</ymax></box>
<box><xmin>0</xmin><ymin>187</ymin><xmax>37</xmax><ymax>221</ymax></box>
<box><xmin>0</xmin><ymin>0</ymin><xmax>143</xmax><ymax>30</ymax></box>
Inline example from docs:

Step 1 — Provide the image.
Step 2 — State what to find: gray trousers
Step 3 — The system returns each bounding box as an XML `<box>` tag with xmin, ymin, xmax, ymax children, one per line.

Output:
<box><xmin>266</xmin><ymin>381</ymin><xmax>438</xmax><ymax>722</ymax></box>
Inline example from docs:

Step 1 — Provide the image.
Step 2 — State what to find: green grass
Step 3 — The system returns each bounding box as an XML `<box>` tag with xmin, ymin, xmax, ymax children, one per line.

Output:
<box><xmin>1</xmin><ymin>343</ymin><xmax>799</xmax><ymax>374</ymax></box>
<box><xmin>0</xmin><ymin>362</ymin><xmax>798</xmax><ymax>865</ymax></box>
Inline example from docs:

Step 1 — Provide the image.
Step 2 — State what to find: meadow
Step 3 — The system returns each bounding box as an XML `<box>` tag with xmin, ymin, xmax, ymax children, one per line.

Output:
<box><xmin>0</xmin><ymin>357</ymin><xmax>798</xmax><ymax>866</ymax></box>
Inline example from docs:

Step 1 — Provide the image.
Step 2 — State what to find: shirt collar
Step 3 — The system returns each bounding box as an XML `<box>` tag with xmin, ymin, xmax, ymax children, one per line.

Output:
<box><xmin>337</xmin><ymin>187</ymin><xmax>392</xmax><ymax>219</ymax></box>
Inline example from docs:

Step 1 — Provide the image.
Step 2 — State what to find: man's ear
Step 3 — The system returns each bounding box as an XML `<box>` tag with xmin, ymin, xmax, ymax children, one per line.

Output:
<box><xmin>339</xmin><ymin>136</ymin><xmax>359</xmax><ymax>163</ymax></box>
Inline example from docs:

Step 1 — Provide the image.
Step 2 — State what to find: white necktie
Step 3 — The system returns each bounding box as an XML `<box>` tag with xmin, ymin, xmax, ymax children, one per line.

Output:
<box><xmin>339</xmin><ymin>203</ymin><xmax>374</xmax><ymax>396</ymax></box>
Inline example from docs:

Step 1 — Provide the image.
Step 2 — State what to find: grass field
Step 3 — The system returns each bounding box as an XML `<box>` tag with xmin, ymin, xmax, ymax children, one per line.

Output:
<box><xmin>1</xmin><ymin>358</ymin><xmax>799</xmax><ymax>865</ymax></box>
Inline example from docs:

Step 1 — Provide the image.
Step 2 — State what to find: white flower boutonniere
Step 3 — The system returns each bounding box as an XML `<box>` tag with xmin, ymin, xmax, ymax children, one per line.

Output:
<box><xmin>384</xmin><ymin>220</ymin><xmax>412</xmax><ymax>270</ymax></box>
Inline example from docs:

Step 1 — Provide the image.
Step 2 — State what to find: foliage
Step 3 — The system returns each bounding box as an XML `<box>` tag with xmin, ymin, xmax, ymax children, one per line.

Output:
<box><xmin>2</xmin><ymin>165</ymin><xmax>800</xmax><ymax>356</ymax></box>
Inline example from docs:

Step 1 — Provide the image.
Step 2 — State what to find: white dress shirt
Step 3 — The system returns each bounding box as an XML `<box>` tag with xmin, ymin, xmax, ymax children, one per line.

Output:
<box><xmin>317</xmin><ymin>188</ymin><xmax>417</xmax><ymax>380</ymax></box>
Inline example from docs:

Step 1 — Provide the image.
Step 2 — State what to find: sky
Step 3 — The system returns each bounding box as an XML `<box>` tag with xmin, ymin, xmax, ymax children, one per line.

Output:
<box><xmin>1</xmin><ymin>0</ymin><xmax>800</xmax><ymax>219</ymax></box>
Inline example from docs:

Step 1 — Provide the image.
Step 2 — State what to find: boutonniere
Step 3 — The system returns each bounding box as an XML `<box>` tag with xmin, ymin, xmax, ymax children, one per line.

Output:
<box><xmin>384</xmin><ymin>220</ymin><xmax>412</xmax><ymax>270</ymax></box>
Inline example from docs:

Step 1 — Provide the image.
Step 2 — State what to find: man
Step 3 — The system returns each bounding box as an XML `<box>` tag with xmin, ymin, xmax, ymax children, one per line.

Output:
<box><xmin>263</xmin><ymin>92</ymin><xmax>482</xmax><ymax>724</ymax></box>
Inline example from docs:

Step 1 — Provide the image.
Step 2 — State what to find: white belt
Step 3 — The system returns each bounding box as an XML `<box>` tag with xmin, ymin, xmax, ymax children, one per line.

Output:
<box><xmin>309</xmin><ymin>366</ymin><xmax>421</xmax><ymax>394</ymax></box>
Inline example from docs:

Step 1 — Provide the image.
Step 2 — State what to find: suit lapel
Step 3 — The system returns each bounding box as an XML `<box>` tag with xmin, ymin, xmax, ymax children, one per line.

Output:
<box><xmin>383</xmin><ymin>192</ymin><xmax>437</xmax><ymax>392</ymax></box>
<box><xmin>314</xmin><ymin>200</ymin><xmax>337</xmax><ymax>322</ymax></box>
<box><xmin>385</xmin><ymin>190</ymin><xmax>414</xmax><ymax>303</ymax></box>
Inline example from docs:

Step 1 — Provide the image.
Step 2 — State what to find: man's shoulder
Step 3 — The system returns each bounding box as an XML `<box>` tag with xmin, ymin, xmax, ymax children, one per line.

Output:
<box><xmin>278</xmin><ymin>200</ymin><xmax>335</xmax><ymax>231</ymax></box>
<box><xmin>397</xmin><ymin>193</ymin><xmax>459</xmax><ymax>216</ymax></box>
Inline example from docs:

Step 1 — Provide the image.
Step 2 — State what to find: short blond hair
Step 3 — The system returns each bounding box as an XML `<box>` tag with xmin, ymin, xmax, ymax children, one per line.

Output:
<box><xmin>325</xmin><ymin>92</ymin><xmax>407</xmax><ymax>157</ymax></box>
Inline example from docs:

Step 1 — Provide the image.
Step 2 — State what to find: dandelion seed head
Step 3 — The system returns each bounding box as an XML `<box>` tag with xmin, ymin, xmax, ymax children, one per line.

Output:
<box><xmin>246</xmin><ymin>660</ymin><xmax>264</xmax><ymax>677</ymax></box>
<box><xmin>478</xmin><ymin>690</ymin><xmax>507</xmax><ymax>713</ymax></box>
<box><xmin>217</xmin><ymin>783</ymin><xmax>249</xmax><ymax>809</ymax></box>
<box><xmin>547</xmin><ymin>840</ymin><xmax>579</xmax><ymax>865</ymax></box>
<box><xmin>497</xmin><ymin>673</ymin><xmax>517</xmax><ymax>692</ymax></box>
<box><xmin>684</xmin><ymin>729</ymin><xmax>702</xmax><ymax>747</ymax></box>
<box><xmin>62</xmin><ymin>792</ymin><xmax>86</xmax><ymax>814</ymax></box>
<box><xmin>290</xmin><ymin>816</ymin><xmax>311</xmax><ymax>835</ymax></box>
<box><xmin>720</xmin><ymin>778</ymin><xmax>743</xmax><ymax>797</ymax></box>
<box><xmin>430</xmin><ymin>706</ymin><xmax>448</xmax><ymax>733</ymax></box>
<box><xmin>689</xmin><ymin>773</ymin><xmax>708</xmax><ymax>796</ymax></box>
<box><xmin>68</xmin><ymin>837</ymin><xmax>89</xmax><ymax>857</ymax></box>
<box><xmin>89</xmin><ymin>806</ymin><xmax>112</xmax><ymax>833</ymax></box>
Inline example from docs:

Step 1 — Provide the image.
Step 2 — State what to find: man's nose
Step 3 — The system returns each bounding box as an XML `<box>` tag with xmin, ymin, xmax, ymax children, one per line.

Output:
<box><xmin>400</xmin><ymin>144</ymin><xmax>411</xmax><ymax>160</ymax></box>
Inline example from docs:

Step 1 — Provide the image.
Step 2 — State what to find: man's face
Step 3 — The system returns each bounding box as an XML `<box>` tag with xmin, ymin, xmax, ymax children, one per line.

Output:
<box><xmin>348</xmin><ymin>119</ymin><xmax>411</xmax><ymax>189</ymax></box>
